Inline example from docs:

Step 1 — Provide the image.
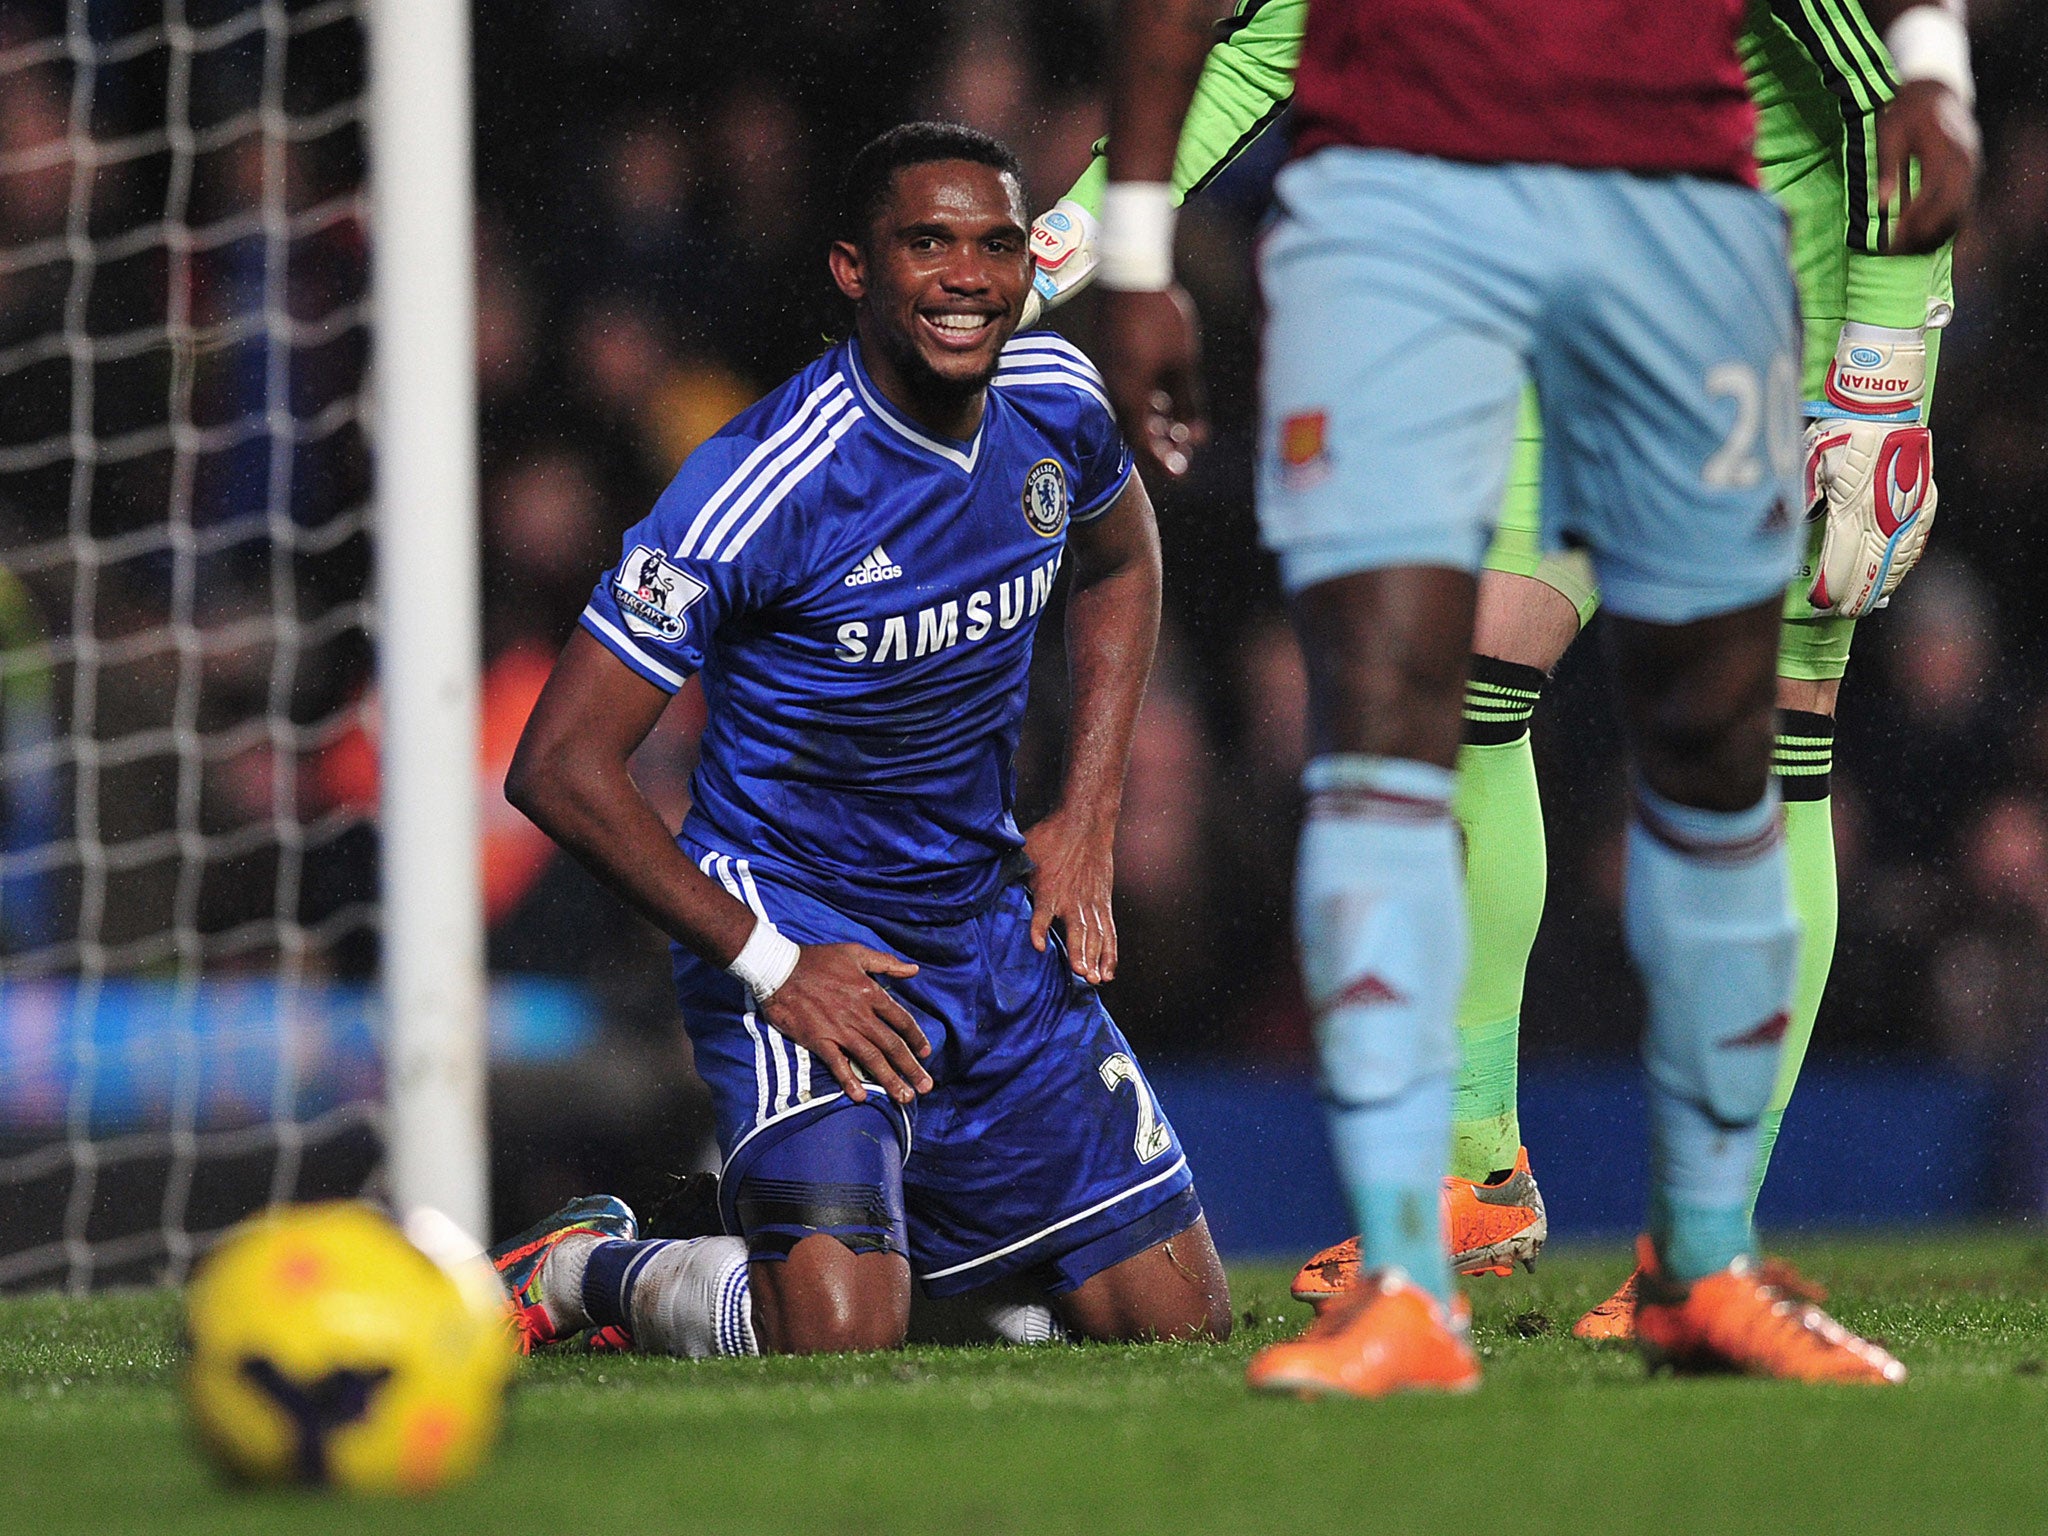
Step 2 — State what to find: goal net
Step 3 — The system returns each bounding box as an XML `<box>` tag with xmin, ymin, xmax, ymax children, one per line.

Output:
<box><xmin>0</xmin><ymin>0</ymin><xmax>380</xmax><ymax>1290</ymax></box>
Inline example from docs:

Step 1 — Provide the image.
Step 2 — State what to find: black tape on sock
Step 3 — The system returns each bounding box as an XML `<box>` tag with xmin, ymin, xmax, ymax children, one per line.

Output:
<box><xmin>1462</xmin><ymin>655</ymin><xmax>1547</xmax><ymax>747</ymax></box>
<box><xmin>1773</xmin><ymin>708</ymin><xmax>1835</xmax><ymax>803</ymax></box>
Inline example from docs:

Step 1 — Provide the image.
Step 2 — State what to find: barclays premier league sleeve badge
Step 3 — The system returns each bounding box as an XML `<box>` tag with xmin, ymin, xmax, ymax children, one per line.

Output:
<box><xmin>613</xmin><ymin>545</ymin><xmax>708</xmax><ymax>642</ymax></box>
<box><xmin>1022</xmin><ymin>459</ymin><xmax>1068</xmax><ymax>538</ymax></box>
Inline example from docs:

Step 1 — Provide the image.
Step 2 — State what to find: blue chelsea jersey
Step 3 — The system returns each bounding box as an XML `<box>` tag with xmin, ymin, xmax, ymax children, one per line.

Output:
<box><xmin>580</xmin><ymin>331</ymin><xmax>1136</xmax><ymax>925</ymax></box>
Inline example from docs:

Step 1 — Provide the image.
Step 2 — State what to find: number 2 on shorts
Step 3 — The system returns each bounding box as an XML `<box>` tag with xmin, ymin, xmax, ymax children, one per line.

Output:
<box><xmin>1100</xmin><ymin>1053</ymin><xmax>1173</xmax><ymax>1164</ymax></box>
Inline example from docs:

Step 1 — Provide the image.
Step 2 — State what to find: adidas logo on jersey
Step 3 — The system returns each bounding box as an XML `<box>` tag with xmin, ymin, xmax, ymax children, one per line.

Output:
<box><xmin>844</xmin><ymin>545</ymin><xmax>903</xmax><ymax>587</ymax></box>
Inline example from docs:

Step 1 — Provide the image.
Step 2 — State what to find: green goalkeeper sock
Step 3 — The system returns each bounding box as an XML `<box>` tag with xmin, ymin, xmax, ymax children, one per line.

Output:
<box><xmin>1748</xmin><ymin>710</ymin><xmax>1839</xmax><ymax>1215</ymax></box>
<box><xmin>1449</xmin><ymin>657</ymin><xmax>1549</xmax><ymax>1184</ymax></box>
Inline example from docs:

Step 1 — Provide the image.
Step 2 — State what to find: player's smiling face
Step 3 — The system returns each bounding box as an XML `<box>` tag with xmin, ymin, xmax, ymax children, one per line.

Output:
<box><xmin>832</xmin><ymin>159</ymin><xmax>1032</xmax><ymax>418</ymax></box>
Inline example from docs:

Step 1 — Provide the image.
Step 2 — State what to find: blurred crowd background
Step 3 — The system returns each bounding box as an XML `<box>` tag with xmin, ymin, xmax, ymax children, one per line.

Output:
<box><xmin>1</xmin><ymin>0</ymin><xmax>2046</xmax><ymax>1239</ymax></box>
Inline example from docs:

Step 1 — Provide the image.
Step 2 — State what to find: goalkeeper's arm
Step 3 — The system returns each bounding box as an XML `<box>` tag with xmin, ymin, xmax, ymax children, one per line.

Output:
<box><xmin>1023</xmin><ymin>0</ymin><xmax>1303</xmax><ymax>325</ymax></box>
<box><xmin>1795</xmin><ymin>0</ymin><xmax>1973</xmax><ymax>615</ymax></box>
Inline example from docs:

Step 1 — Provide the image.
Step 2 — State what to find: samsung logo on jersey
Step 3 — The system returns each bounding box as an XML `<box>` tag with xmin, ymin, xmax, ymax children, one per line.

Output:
<box><xmin>834</xmin><ymin>551</ymin><xmax>1062</xmax><ymax>664</ymax></box>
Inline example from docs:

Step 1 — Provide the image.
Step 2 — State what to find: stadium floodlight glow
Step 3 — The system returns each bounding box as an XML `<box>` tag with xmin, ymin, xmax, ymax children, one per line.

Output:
<box><xmin>367</xmin><ymin>0</ymin><xmax>488</xmax><ymax>1242</ymax></box>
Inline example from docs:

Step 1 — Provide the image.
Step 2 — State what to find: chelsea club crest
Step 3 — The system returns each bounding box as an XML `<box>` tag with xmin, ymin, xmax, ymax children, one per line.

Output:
<box><xmin>1022</xmin><ymin>458</ymin><xmax>1068</xmax><ymax>538</ymax></box>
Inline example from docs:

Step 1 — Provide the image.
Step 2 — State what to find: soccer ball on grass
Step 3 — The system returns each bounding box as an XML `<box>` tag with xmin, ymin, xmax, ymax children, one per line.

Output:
<box><xmin>183</xmin><ymin>1201</ymin><xmax>516</xmax><ymax>1492</ymax></box>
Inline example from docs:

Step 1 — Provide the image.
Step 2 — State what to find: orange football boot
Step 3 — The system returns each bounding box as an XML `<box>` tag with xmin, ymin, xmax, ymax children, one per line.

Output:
<box><xmin>1443</xmin><ymin>1147</ymin><xmax>1547</xmax><ymax>1277</ymax></box>
<box><xmin>1290</xmin><ymin>1148</ymin><xmax>1547</xmax><ymax>1308</ymax></box>
<box><xmin>1248</xmin><ymin>1270</ymin><xmax>1481</xmax><ymax>1399</ymax></box>
<box><xmin>1290</xmin><ymin>1236</ymin><xmax>1362</xmax><ymax>1309</ymax></box>
<box><xmin>1572</xmin><ymin>1267</ymin><xmax>1641</xmax><ymax>1341</ymax></box>
<box><xmin>1630</xmin><ymin>1235</ymin><xmax>1906</xmax><ymax>1383</ymax></box>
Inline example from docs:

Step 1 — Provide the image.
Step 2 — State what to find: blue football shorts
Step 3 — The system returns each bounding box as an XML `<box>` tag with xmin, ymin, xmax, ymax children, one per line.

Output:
<box><xmin>674</xmin><ymin>841</ymin><xmax>1201</xmax><ymax>1299</ymax></box>
<box><xmin>1258</xmin><ymin>146</ymin><xmax>1805</xmax><ymax>624</ymax></box>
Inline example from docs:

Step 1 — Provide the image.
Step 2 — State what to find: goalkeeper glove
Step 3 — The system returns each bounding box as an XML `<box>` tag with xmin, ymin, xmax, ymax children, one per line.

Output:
<box><xmin>1020</xmin><ymin>198</ymin><xmax>1100</xmax><ymax>330</ymax></box>
<box><xmin>1804</xmin><ymin>322</ymin><xmax>1938</xmax><ymax>617</ymax></box>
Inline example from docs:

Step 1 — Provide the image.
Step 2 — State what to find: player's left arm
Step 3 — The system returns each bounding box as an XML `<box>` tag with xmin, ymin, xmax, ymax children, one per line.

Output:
<box><xmin>1023</xmin><ymin>472</ymin><xmax>1163</xmax><ymax>986</ymax></box>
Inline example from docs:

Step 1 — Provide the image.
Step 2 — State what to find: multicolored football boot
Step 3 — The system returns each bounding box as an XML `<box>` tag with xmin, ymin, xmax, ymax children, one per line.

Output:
<box><xmin>1248</xmin><ymin>1269</ymin><xmax>1481</xmax><ymax>1399</ymax></box>
<box><xmin>1572</xmin><ymin>1266</ymin><xmax>1641</xmax><ymax>1341</ymax></box>
<box><xmin>487</xmin><ymin>1194</ymin><xmax>638</xmax><ymax>1355</ymax></box>
<box><xmin>1630</xmin><ymin>1235</ymin><xmax>1906</xmax><ymax>1384</ymax></box>
<box><xmin>1289</xmin><ymin>1147</ymin><xmax>1547</xmax><ymax>1308</ymax></box>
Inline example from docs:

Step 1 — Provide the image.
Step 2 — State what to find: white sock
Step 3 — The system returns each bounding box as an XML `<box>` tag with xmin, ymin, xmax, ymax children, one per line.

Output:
<box><xmin>908</xmin><ymin>1283</ymin><xmax>1072</xmax><ymax>1345</ymax></box>
<box><xmin>980</xmin><ymin>1299</ymin><xmax>1069</xmax><ymax>1345</ymax></box>
<box><xmin>627</xmin><ymin>1236</ymin><xmax>760</xmax><ymax>1358</ymax></box>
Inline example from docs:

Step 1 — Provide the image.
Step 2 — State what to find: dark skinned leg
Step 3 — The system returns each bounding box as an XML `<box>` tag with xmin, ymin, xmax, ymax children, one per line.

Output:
<box><xmin>1287</xmin><ymin>566</ymin><xmax>1478</xmax><ymax>765</ymax></box>
<box><xmin>1606</xmin><ymin>597</ymin><xmax>1782</xmax><ymax>811</ymax></box>
<box><xmin>1051</xmin><ymin>1216</ymin><xmax>1233</xmax><ymax>1342</ymax></box>
<box><xmin>748</xmin><ymin>1236</ymin><xmax>911</xmax><ymax>1356</ymax></box>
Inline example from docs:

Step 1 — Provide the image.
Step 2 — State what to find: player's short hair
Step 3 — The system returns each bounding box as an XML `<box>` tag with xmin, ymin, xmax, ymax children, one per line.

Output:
<box><xmin>840</xmin><ymin>121</ymin><xmax>1025</xmax><ymax>247</ymax></box>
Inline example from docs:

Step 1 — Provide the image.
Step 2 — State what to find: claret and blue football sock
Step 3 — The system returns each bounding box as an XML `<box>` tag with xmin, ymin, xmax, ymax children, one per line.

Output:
<box><xmin>1625</xmin><ymin>782</ymin><xmax>1799</xmax><ymax>1283</ymax></box>
<box><xmin>1450</xmin><ymin>657</ymin><xmax>1550</xmax><ymax>1183</ymax></box>
<box><xmin>1297</xmin><ymin>754</ymin><xmax>1466</xmax><ymax>1306</ymax></box>
<box><xmin>1325</xmin><ymin>1072</ymin><xmax>1458</xmax><ymax>1302</ymax></box>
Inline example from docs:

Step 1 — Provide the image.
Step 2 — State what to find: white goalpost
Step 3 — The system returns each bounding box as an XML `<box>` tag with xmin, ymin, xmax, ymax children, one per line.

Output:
<box><xmin>0</xmin><ymin>0</ymin><xmax>487</xmax><ymax>1288</ymax></box>
<box><xmin>366</xmin><ymin>0</ymin><xmax>487</xmax><ymax>1246</ymax></box>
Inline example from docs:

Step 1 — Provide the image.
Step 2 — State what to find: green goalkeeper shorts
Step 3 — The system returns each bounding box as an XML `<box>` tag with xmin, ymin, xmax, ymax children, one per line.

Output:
<box><xmin>1483</xmin><ymin>391</ymin><xmax>1601</xmax><ymax>628</ymax></box>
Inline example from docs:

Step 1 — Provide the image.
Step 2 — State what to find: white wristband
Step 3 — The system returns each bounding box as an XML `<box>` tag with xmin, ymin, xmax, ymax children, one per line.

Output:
<box><xmin>1096</xmin><ymin>182</ymin><xmax>1176</xmax><ymax>292</ymax></box>
<box><xmin>727</xmin><ymin>918</ymin><xmax>800</xmax><ymax>1004</ymax></box>
<box><xmin>1886</xmin><ymin>5</ymin><xmax>1974</xmax><ymax>108</ymax></box>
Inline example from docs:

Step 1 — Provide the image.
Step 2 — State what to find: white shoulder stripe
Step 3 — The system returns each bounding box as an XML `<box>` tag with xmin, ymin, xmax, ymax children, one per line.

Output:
<box><xmin>674</xmin><ymin>374</ymin><xmax>848</xmax><ymax>558</ymax></box>
<box><xmin>1002</xmin><ymin>333</ymin><xmax>1103</xmax><ymax>378</ymax></box>
<box><xmin>992</xmin><ymin>367</ymin><xmax>1113</xmax><ymax>415</ymax></box>
<box><xmin>692</xmin><ymin>387</ymin><xmax>855</xmax><ymax>561</ymax></box>
<box><xmin>1003</xmin><ymin>333</ymin><xmax>1096</xmax><ymax>361</ymax></box>
<box><xmin>581</xmin><ymin>605</ymin><xmax>687</xmax><ymax>689</ymax></box>
<box><xmin>995</xmin><ymin>361</ymin><xmax>1109</xmax><ymax>386</ymax></box>
<box><xmin>715</xmin><ymin>406</ymin><xmax>864</xmax><ymax>561</ymax></box>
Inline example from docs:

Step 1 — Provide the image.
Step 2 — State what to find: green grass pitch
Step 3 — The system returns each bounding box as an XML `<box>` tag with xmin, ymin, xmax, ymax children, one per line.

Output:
<box><xmin>4</xmin><ymin>1228</ymin><xmax>2048</xmax><ymax>1535</ymax></box>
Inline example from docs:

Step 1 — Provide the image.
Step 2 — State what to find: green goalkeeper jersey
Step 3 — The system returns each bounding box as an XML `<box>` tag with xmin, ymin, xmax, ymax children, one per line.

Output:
<box><xmin>1061</xmin><ymin>0</ymin><xmax>1953</xmax><ymax>400</ymax></box>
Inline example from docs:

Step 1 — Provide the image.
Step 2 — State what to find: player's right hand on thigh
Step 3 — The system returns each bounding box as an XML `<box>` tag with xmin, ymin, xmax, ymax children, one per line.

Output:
<box><xmin>760</xmin><ymin>944</ymin><xmax>933</xmax><ymax>1107</ymax></box>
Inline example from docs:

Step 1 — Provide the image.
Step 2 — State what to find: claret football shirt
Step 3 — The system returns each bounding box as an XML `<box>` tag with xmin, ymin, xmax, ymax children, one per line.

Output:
<box><xmin>581</xmin><ymin>331</ymin><xmax>1134</xmax><ymax>925</ymax></box>
<box><xmin>1292</xmin><ymin>0</ymin><xmax>1759</xmax><ymax>184</ymax></box>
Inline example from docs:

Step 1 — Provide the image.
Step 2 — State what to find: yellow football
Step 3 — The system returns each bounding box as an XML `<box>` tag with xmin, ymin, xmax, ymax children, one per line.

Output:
<box><xmin>183</xmin><ymin>1201</ymin><xmax>516</xmax><ymax>1493</ymax></box>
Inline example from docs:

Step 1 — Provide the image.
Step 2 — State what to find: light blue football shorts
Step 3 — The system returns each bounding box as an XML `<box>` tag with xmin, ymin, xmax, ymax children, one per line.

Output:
<box><xmin>1257</xmin><ymin>147</ymin><xmax>1805</xmax><ymax>625</ymax></box>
